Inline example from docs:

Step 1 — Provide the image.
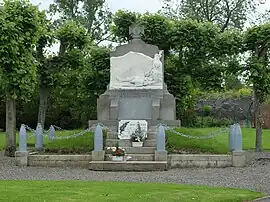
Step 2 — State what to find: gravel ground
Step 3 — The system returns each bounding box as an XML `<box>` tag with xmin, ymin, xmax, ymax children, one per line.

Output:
<box><xmin>1</xmin><ymin>151</ymin><xmax>270</xmax><ymax>201</ymax></box>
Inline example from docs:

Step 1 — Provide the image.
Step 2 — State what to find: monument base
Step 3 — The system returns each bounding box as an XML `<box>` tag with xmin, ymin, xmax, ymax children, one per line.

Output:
<box><xmin>96</xmin><ymin>84</ymin><xmax>178</xmax><ymax>122</ymax></box>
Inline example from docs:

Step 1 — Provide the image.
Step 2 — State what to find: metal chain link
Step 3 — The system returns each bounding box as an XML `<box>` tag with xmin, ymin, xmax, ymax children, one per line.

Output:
<box><xmin>24</xmin><ymin>125</ymin><xmax>38</xmax><ymax>138</ymax></box>
<box><xmin>159</xmin><ymin>124</ymin><xmax>229</xmax><ymax>139</ymax></box>
<box><xmin>52</xmin><ymin>125</ymin><xmax>63</xmax><ymax>131</ymax></box>
<box><xmin>51</xmin><ymin>128</ymin><xmax>90</xmax><ymax>140</ymax></box>
<box><xmin>24</xmin><ymin>122</ymin><xmax>230</xmax><ymax>140</ymax></box>
<box><xmin>23</xmin><ymin>124</ymin><xmax>99</xmax><ymax>140</ymax></box>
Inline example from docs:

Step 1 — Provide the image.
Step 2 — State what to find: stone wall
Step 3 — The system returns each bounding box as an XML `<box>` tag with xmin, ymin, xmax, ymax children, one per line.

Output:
<box><xmin>28</xmin><ymin>155</ymin><xmax>92</xmax><ymax>169</ymax></box>
<box><xmin>23</xmin><ymin>154</ymin><xmax>242</xmax><ymax>169</ymax></box>
<box><xmin>168</xmin><ymin>154</ymin><xmax>232</xmax><ymax>168</ymax></box>
<box><xmin>196</xmin><ymin>96</ymin><xmax>270</xmax><ymax>129</ymax></box>
<box><xmin>196</xmin><ymin>96</ymin><xmax>253</xmax><ymax>123</ymax></box>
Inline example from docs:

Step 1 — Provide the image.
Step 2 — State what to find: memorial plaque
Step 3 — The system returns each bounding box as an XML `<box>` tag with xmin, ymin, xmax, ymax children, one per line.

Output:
<box><xmin>118</xmin><ymin>120</ymin><xmax>148</xmax><ymax>140</ymax></box>
<box><xmin>109</xmin><ymin>51</ymin><xmax>164</xmax><ymax>90</ymax></box>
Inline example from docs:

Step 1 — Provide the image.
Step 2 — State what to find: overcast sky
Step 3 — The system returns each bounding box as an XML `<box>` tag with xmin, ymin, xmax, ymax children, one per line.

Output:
<box><xmin>30</xmin><ymin>0</ymin><xmax>270</xmax><ymax>53</ymax></box>
<box><xmin>32</xmin><ymin>0</ymin><xmax>270</xmax><ymax>13</ymax></box>
<box><xmin>32</xmin><ymin>0</ymin><xmax>163</xmax><ymax>13</ymax></box>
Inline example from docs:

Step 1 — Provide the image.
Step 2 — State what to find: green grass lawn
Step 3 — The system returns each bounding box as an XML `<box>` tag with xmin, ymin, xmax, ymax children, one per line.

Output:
<box><xmin>1</xmin><ymin>127</ymin><xmax>270</xmax><ymax>154</ymax></box>
<box><xmin>166</xmin><ymin>127</ymin><xmax>270</xmax><ymax>154</ymax></box>
<box><xmin>0</xmin><ymin>130</ymin><xmax>96</xmax><ymax>154</ymax></box>
<box><xmin>0</xmin><ymin>181</ymin><xmax>264</xmax><ymax>202</ymax></box>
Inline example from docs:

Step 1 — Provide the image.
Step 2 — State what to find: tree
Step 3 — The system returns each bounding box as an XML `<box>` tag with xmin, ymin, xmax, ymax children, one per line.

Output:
<box><xmin>35</xmin><ymin>0</ymin><xmax>110</xmax><ymax>128</ymax></box>
<box><xmin>37</xmin><ymin>20</ymin><xmax>89</xmax><ymax>129</ymax></box>
<box><xmin>110</xmin><ymin>10</ymin><xmax>138</xmax><ymax>43</ymax></box>
<box><xmin>0</xmin><ymin>0</ymin><xmax>46</xmax><ymax>156</ymax></box>
<box><xmin>49</xmin><ymin>0</ymin><xmax>112</xmax><ymax>43</ymax></box>
<box><xmin>111</xmin><ymin>10</ymin><xmax>173</xmax><ymax>54</ymax></box>
<box><xmin>244</xmin><ymin>23</ymin><xmax>270</xmax><ymax>151</ymax></box>
<box><xmin>162</xmin><ymin>0</ymin><xmax>258</xmax><ymax>31</ymax></box>
<box><xmin>79</xmin><ymin>46</ymin><xmax>110</xmax><ymax>118</ymax></box>
<box><xmin>171</xmin><ymin>19</ymin><xmax>225</xmax><ymax>89</ymax></box>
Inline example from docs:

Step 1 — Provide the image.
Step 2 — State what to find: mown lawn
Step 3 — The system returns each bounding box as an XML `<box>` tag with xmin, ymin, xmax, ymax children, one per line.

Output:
<box><xmin>0</xmin><ymin>181</ymin><xmax>264</xmax><ymax>202</ymax></box>
<box><xmin>166</xmin><ymin>127</ymin><xmax>270</xmax><ymax>154</ymax></box>
<box><xmin>1</xmin><ymin>127</ymin><xmax>270</xmax><ymax>154</ymax></box>
<box><xmin>0</xmin><ymin>130</ymin><xmax>96</xmax><ymax>154</ymax></box>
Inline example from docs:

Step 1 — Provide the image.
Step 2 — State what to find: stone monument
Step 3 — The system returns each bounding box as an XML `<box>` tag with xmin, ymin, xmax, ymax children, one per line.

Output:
<box><xmin>91</xmin><ymin>23</ymin><xmax>180</xmax><ymax>132</ymax></box>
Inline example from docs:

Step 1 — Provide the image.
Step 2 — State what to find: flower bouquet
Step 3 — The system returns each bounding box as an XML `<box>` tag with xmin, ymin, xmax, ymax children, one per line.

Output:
<box><xmin>130</xmin><ymin>122</ymin><xmax>146</xmax><ymax>147</ymax></box>
<box><xmin>106</xmin><ymin>143</ymin><xmax>125</xmax><ymax>161</ymax></box>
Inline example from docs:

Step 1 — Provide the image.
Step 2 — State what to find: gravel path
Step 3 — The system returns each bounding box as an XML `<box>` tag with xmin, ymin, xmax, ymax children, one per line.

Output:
<box><xmin>1</xmin><ymin>151</ymin><xmax>270</xmax><ymax>201</ymax></box>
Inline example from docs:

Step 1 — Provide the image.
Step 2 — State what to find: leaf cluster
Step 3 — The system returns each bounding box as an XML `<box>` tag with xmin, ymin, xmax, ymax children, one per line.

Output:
<box><xmin>0</xmin><ymin>0</ymin><xmax>47</xmax><ymax>100</ymax></box>
<box><xmin>244</xmin><ymin>23</ymin><xmax>270</xmax><ymax>102</ymax></box>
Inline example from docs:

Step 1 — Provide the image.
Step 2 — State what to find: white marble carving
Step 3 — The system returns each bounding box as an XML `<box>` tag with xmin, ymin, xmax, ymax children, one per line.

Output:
<box><xmin>109</xmin><ymin>51</ymin><xmax>163</xmax><ymax>90</ymax></box>
<box><xmin>118</xmin><ymin>120</ymin><xmax>148</xmax><ymax>140</ymax></box>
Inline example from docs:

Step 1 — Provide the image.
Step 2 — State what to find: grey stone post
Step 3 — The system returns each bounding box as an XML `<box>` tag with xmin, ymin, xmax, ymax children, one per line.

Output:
<box><xmin>231</xmin><ymin>124</ymin><xmax>246</xmax><ymax>167</ymax></box>
<box><xmin>156</xmin><ymin>125</ymin><xmax>165</xmax><ymax>151</ymax></box>
<box><xmin>49</xmin><ymin>125</ymin><xmax>56</xmax><ymax>141</ymax></box>
<box><xmin>94</xmin><ymin>124</ymin><xmax>103</xmax><ymax>151</ymax></box>
<box><xmin>229</xmin><ymin>124</ymin><xmax>236</xmax><ymax>151</ymax></box>
<box><xmin>233</xmin><ymin>124</ymin><xmax>243</xmax><ymax>152</ymax></box>
<box><xmin>35</xmin><ymin>123</ymin><xmax>43</xmax><ymax>151</ymax></box>
<box><xmin>155</xmin><ymin>125</ymin><xmax>167</xmax><ymax>161</ymax></box>
<box><xmin>15</xmin><ymin>124</ymin><xmax>29</xmax><ymax>167</ymax></box>
<box><xmin>92</xmin><ymin>124</ymin><xmax>105</xmax><ymax>161</ymax></box>
<box><xmin>19</xmin><ymin>124</ymin><xmax>27</xmax><ymax>152</ymax></box>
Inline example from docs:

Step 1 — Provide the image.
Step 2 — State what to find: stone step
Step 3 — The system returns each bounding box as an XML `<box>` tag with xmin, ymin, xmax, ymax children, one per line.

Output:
<box><xmin>105</xmin><ymin>147</ymin><xmax>156</xmax><ymax>154</ymax></box>
<box><xmin>124</xmin><ymin>147</ymin><xmax>156</xmax><ymax>154</ymax></box>
<box><xmin>106</xmin><ymin>139</ymin><xmax>156</xmax><ymax>147</ymax></box>
<box><xmin>89</xmin><ymin>161</ymin><xmax>167</xmax><ymax>171</ymax></box>
<box><xmin>106</xmin><ymin>132</ymin><xmax>157</xmax><ymax>140</ymax></box>
<box><xmin>105</xmin><ymin>154</ymin><xmax>155</xmax><ymax>161</ymax></box>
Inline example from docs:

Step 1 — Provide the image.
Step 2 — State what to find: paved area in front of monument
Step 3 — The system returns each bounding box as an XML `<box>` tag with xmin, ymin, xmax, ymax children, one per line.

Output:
<box><xmin>1</xmin><ymin>151</ymin><xmax>270</xmax><ymax>201</ymax></box>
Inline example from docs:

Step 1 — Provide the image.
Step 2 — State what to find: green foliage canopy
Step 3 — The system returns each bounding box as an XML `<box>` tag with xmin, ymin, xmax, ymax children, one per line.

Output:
<box><xmin>0</xmin><ymin>0</ymin><xmax>46</xmax><ymax>100</ymax></box>
<box><xmin>244</xmin><ymin>23</ymin><xmax>270</xmax><ymax>102</ymax></box>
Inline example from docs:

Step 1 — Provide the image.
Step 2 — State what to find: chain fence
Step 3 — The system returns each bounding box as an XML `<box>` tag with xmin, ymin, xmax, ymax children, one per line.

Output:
<box><xmin>160</xmin><ymin>124</ymin><xmax>230</xmax><ymax>139</ymax></box>
<box><xmin>22</xmin><ymin>121</ymin><xmax>234</xmax><ymax>141</ymax></box>
<box><xmin>23</xmin><ymin>124</ymin><xmax>107</xmax><ymax>140</ymax></box>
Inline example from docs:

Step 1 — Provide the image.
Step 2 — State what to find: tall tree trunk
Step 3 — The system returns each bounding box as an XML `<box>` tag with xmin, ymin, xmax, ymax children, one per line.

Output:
<box><xmin>37</xmin><ymin>88</ymin><xmax>49</xmax><ymax>129</ymax></box>
<box><xmin>254</xmin><ymin>89</ymin><xmax>263</xmax><ymax>152</ymax></box>
<box><xmin>5</xmin><ymin>97</ymin><xmax>16</xmax><ymax>157</ymax></box>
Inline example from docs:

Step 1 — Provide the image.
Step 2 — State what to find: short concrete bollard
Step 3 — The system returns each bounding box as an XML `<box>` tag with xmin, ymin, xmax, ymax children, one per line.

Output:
<box><xmin>48</xmin><ymin>125</ymin><xmax>56</xmax><ymax>141</ymax></box>
<box><xmin>233</xmin><ymin>124</ymin><xmax>243</xmax><ymax>152</ymax></box>
<box><xmin>19</xmin><ymin>124</ymin><xmax>27</xmax><ymax>152</ymax></box>
<box><xmin>156</xmin><ymin>125</ymin><xmax>166</xmax><ymax>151</ymax></box>
<box><xmin>92</xmin><ymin>124</ymin><xmax>105</xmax><ymax>161</ymax></box>
<box><xmin>35</xmin><ymin>123</ymin><xmax>43</xmax><ymax>151</ymax></box>
<box><xmin>94</xmin><ymin>124</ymin><xmax>103</xmax><ymax>151</ymax></box>
<box><xmin>155</xmin><ymin>125</ymin><xmax>167</xmax><ymax>161</ymax></box>
<box><xmin>229</xmin><ymin>124</ymin><xmax>243</xmax><ymax>152</ymax></box>
<box><xmin>16</xmin><ymin>124</ymin><xmax>29</xmax><ymax>167</ymax></box>
<box><xmin>229</xmin><ymin>124</ymin><xmax>245</xmax><ymax>167</ymax></box>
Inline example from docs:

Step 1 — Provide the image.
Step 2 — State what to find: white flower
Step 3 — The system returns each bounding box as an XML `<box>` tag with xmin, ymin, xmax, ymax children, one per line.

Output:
<box><xmin>111</xmin><ymin>147</ymin><xmax>116</xmax><ymax>152</ymax></box>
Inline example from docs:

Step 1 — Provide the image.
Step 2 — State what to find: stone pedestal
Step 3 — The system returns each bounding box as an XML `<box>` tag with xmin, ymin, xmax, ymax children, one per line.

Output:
<box><xmin>91</xmin><ymin>151</ymin><xmax>105</xmax><ymax>161</ymax></box>
<box><xmin>155</xmin><ymin>151</ymin><xmax>168</xmax><ymax>161</ymax></box>
<box><xmin>15</xmin><ymin>151</ymin><xmax>29</xmax><ymax>167</ymax></box>
<box><xmin>232</xmin><ymin>151</ymin><xmax>246</xmax><ymax>167</ymax></box>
